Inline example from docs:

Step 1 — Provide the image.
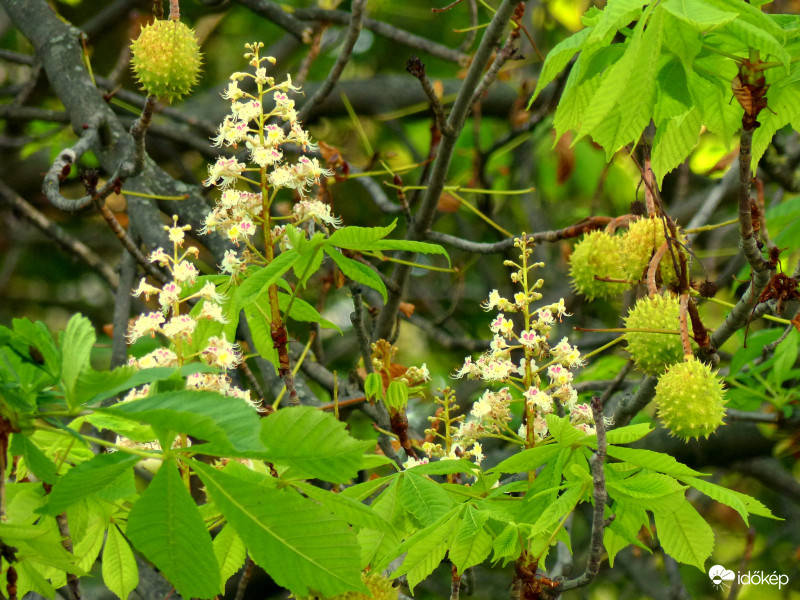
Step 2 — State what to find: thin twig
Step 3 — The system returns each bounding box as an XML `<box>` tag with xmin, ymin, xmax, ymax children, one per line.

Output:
<box><xmin>56</xmin><ymin>514</ymin><xmax>81</xmax><ymax>600</ymax></box>
<box><xmin>0</xmin><ymin>180</ymin><xmax>119</xmax><ymax>289</ymax></box>
<box><xmin>111</xmin><ymin>248</ymin><xmax>137</xmax><ymax>369</ymax></box>
<box><xmin>349</xmin><ymin>281</ymin><xmax>374</xmax><ymax>374</ymax></box>
<box><xmin>556</xmin><ymin>396</ymin><xmax>608</xmax><ymax>592</ymax></box>
<box><xmin>469</xmin><ymin>3</ymin><xmax>524</xmax><ymax>106</ymax></box>
<box><xmin>297</xmin><ymin>0</ymin><xmax>366</xmax><ymax>124</ymax></box>
<box><xmin>373</xmin><ymin>0</ymin><xmax>520</xmax><ymax>341</ymax></box>
<box><xmin>647</xmin><ymin>241</ymin><xmax>668</xmax><ymax>296</ymax></box>
<box><xmin>234</xmin><ymin>557</ymin><xmax>254</xmax><ymax>600</ymax></box>
<box><xmin>611</xmin><ymin>375</ymin><xmax>658</xmax><ymax>428</ymax></box>
<box><xmin>406</xmin><ymin>56</ymin><xmax>451</xmax><ymax>136</ymax></box>
<box><xmin>679</xmin><ymin>293</ymin><xmax>693</xmax><ymax>358</ymax></box>
<box><xmin>737</xmin><ymin>129</ymin><xmax>770</xmax><ymax>273</ymax></box>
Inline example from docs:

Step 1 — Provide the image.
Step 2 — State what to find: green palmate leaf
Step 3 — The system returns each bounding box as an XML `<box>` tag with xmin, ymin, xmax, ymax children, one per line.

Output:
<box><xmin>103</xmin><ymin>523</ymin><xmax>139</xmax><ymax>600</ymax></box>
<box><xmin>553</xmin><ymin>46</ymin><xmax>616</xmax><ymax>140</ymax></box>
<box><xmin>127</xmin><ymin>461</ymin><xmax>220</xmax><ymax>599</ymax></box>
<box><xmin>715</xmin><ymin>19</ymin><xmax>790</xmax><ymax>67</ymax></box>
<box><xmin>278</xmin><ymin>291</ymin><xmax>341</xmax><ymax>332</ymax></box>
<box><xmin>654</xmin><ymin>58</ymin><xmax>693</xmax><ymax>124</ymax></box>
<box><xmin>391</xmin><ymin>508</ymin><xmax>461</xmax><ymax>592</ymax></box>
<box><xmin>326</xmin><ymin>221</ymin><xmax>397</xmax><ymax>249</ymax></box>
<box><xmin>72</xmin><ymin>511</ymin><xmax>107</xmax><ymax>572</ymax></box>
<box><xmin>603</xmin><ymin>500</ymin><xmax>651</xmax><ymax>566</ymax></box>
<box><xmin>530</xmin><ymin>26</ymin><xmax>593</xmax><ymax>106</ymax></box>
<box><xmin>492</xmin><ymin>522</ymin><xmax>522</xmax><ymax>564</ymax></box>
<box><xmin>529</xmin><ymin>482</ymin><xmax>587</xmax><ymax>537</ymax></box>
<box><xmin>365</xmin><ymin>239</ymin><xmax>451</xmax><ymax>265</ymax></box>
<box><xmin>654</xmin><ymin>499</ymin><xmax>714</xmax><ymax>571</ymax></box>
<box><xmin>651</xmin><ymin>106</ymin><xmax>702</xmax><ymax>185</ymax></box>
<box><xmin>60</xmin><ymin>314</ymin><xmax>95</xmax><ymax>408</ymax></box>
<box><xmin>601</xmin><ymin>423</ymin><xmax>653</xmax><ymax>445</ymax></box>
<box><xmin>547</xmin><ymin>414</ymin><xmax>587</xmax><ymax>447</ymax></box>
<box><xmin>12</xmin><ymin>317</ymin><xmax>60</xmax><ymax>377</ymax></box>
<box><xmin>517</xmin><ymin>451</ymin><xmax>571</xmax><ymax>524</ymax></box>
<box><xmin>73</xmin><ymin>365</ymin><xmax>137</xmax><ymax>406</ymax></box>
<box><xmin>40</xmin><ymin>452</ymin><xmax>140</xmax><ymax>515</ymax></box>
<box><xmin>679</xmin><ymin>476</ymin><xmax>776</xmax><ymax>521</ymax></box>
<box><xmin>489</xmin><ymin>443</ymin><xmax>561</xmax><ymax>474</ymax></box>
<box><xmin>358</xmin><ymin>479</ymin><xmax>404</xmax><ymax>570</ymax></box>
<box><xmin>260</xmin><ymin>405</ymin><xmax>373</xmax><ymax>482</ymax></box>
<box><xmin>406</xmin><ymin>458</ymin><xmax>480</xmax><ymax>476</ymax></box>
<box><xmin>292</xmin><ymin>481</ymin><xmax>394</xmax><ymax>532</ymax></box>
<box><xmin>686</xmin><ymin>69</ymin><xmax>741</xmax><ymax>147</ymax></box>
<box><xmin>293</xmin><ymin>244</ymin><xmax>325</xmax><ymax>287</ymax></box>
<box><xmin>605</xmin><ymin>445</ymin><xmax>703</xmax><ymax>477</ymax></box>
<box><xmin>591</xmin><ymin>6</ymin><xmax>663</xmax><ymax>158</ymax></box>
<box><xmin>243</xmin><ymin>294</ymin><xmax>280</xmax><ymax>371</ymax></box>
<box><xmin>752</xmin><ymin>84</ymin><xmax>800</xmax><ymax>169</ymax></box>
<box><xmin>606</xmin><ymin>470</ymin><xmax>686</xmax><ymax>499</ymax></box>
<box><xmin>709</xmin><ymin>0</ymin><xmax>787</xmax><ymax>45</ymax></box>
<box><xmin>10</xmin><ymin>435</ymin><xmax>58</xmax><ymax>484</ymax></box>
<box><xmin>324</xmin><ymin>248</ymin><xmax>387</xmax><ymax>303</ymax></box>
<box><xmin>661</xmin><ymin>0</ymin><xmax>737</xmax><ymax>30</ymax></box>
<box><xmin>449</xmin><ymin>504</ymin><xmax>492</xmax><ymax>573</ymax></box>
<box><xmin>193</xmin><ymin>461</ymin><xmax>367</xmax><ymax>597</ymax></box>
<box><xmin>400</xmin><ymin>470</ymin><xmax>457</xmax><ymax>526</ymax></box>
<box><xmin>213</xmin><ymin>525</ymin><xmax>247</xmax><ymax>589</ymax></box>
<box><xmin>576</xmin><ymin>14</ymin><xmax>648</xmax><ymax>139</ymax></box>
<box><xmin>104</xmin><ymin>390</ymin><xmax>264</xmax><ymax>455</ymax></box>
<box><xmin>384</xmin><ymin>380</ymin><xmax>408</xmax><ymax>411</ymax></box>
<box><xmin>589</xmin><ymin>0</ymin><xmax>649</xmax><ymax>43</ymax></box>
<box><xmin>662</xmin><ymin>12</ymin><xmax>703</xmax><ymax>68</ymax></box>
<box><xmin>235</xmin><ymin>249</ymin><xmax>299</xmax><ymax>308</ymax></box>
<box><xmin>15</xmin><ymin>561</ymin><xmax>56</xmax><ymax>599</ymax></box>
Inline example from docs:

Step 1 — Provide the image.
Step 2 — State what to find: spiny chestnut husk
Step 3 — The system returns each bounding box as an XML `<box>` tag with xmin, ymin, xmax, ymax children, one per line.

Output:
<box><xmin>654</xmin><ymin>357</ymin><xmax>726</xmax><ymax>440</ymax></box>
<box><xmin>623</xmin><ymin>293</ymin><xmax>687</xmax><ymax>375</ymax></box>
<box><xmin>621</xmin><ymin>217</ymin><xmax>684</xmax><ymax>285</ymax></box>
<box><xmin>568</xmin><ymin>231</ymin><xmax>629</xmax><ymax>300</ymax></box>
<box><xmin>130</xmin><ymin>19</ymin><xmax>202</xmax><ymax>103</ymax></box>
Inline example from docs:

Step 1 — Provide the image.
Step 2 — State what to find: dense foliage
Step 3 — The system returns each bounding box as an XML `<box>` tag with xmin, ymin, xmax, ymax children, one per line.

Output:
<box><xmin>1</xmin><ymin>1</ymin><xmax>799</xmax><ymax>599</ymax></box>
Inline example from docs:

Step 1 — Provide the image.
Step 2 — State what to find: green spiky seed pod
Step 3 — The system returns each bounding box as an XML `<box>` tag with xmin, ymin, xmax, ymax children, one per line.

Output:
<box><xmin>654</xmin><ymin>357</ymin><xmax>726</xmax><ymax>440</ymax></box>
<box><xmin>131</xmin><ymin>19</ymin><xmax>202</xmax><ymax>103</ymax></box>
<box><xmin>623</xmin><ymin>294</ymin><xmax>687</xmax><ymax>375</ymax></box>
<box><xmin>621</xmin><ymin>217</ymin><xmax>684</xmax><ymax>285</ymax></box>
<box><xmin>568</xmin><ymin>231</ymin><xmax>629</xmax><ymax>300</ymax></box>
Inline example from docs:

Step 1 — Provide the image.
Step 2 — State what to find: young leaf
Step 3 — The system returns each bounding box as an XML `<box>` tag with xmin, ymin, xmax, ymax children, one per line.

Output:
<box><xmin>72</xmin><ymin>512</ymin><xmax>107</xmax><ymax>572</ymax></box>
<box><xmin>40</xmin><ymin>452</ymin><xmax>141</xmax><ymax>515</ymax></box>
<box><xmin>102</xmin><ymin>523</ymin><xmax>139</xmax><ymax>600</ymax></box>
<box><xmin>547</xmin><ymin>414</ymin><xmax>587</xmax><ymax>447</ymax></box>
<box><xmin>491</xmin><ymin>522</ymin><xmax>522</xmax><ymax>564</ymax></box>
<box><xmin>661</xmin><ymin>0</ymin><xmax>737</xmax><ymax>30</ymax></box>
<box><xmin>193</xmin><ymin>461</ymin><xmax>368</xmax><ymax>598</ymax></box>
<box><xmin>588</xmin><ymin>0</ymin><xmax>649</xmax><ymax>43</ymax></box>
<box><xmin>235</xmin><ymin>249</ymin><xmax>300</xmax><ymax>308</ymax></box>
<box><xmin>603</xmin><ymin>500</ymin><xmax>651</xmax><ymax>566</ymax></box>
<box><xmin>489</xmin><ymin>443</ymin><xmax>561</xmax><ymax>474</ymax></box>
<box><xmin>449</xmin><ymin>504</ymin><xmax>492</xmax><ymax>573</ymax></box>
<box><xmin>600</xmin><ymin>422</ymin><xmax>653</xmax><ymax>445</ymax></box>
<box><xmin>391</xmin><ymin>508</ymin><xmax>461</xmax><ymax>592</ymax></box>
<box><xmin>260</xmin><ymin>405</ymin><xmax>373</xmax><ymax>482</ymax></box>
<box><xmin>12</xmin><ymin>317</ymin><xmax>61</xmax><ymax>377</ymax></box>
<box><xmin>243</xmin><ymin>296</ymin><xmax>280</xmax><ymax>371</ymax></box>
<box><xmin>73</xmin><ymin>365</ymin><xmax>137</xmax><ymax>407</ymax></box>
<box><xmin>529</xmin><ymin>28</ymin><xmax>592</xmax><ymax>105</ymax></box>
<box><xmin>605</xmin><ymin>445</ymin><xmax>703</xmax><ymax>477</ymax></box>
<box><xmin>399</xmin><ymin>470</ymin><xmax>457</xmax><ymax>526</ymax></box>
<box><xmin>292</xmin><ymin>481</ymin><xmax>394</xmax><ymax>532</ymax></box>
<box><xmin>651</xmin><ymin>107</ymin><xmax>702</xmax><ymax>185</ymax></box>
<box><xmin>326</xmin><ymin>221</ymin><xmax>397</xmax><ymax>249</ymax></box>
<box><xmin>364</xmin><ymin>372</ymin><xmax>383</xmax><ymax>401</ymax></box>
<box><xmin>529</xmin><ymin>482</ymin><xmax>586</xmax><ymax>537</ymax></box>
<box><xmin>103</xmin><ymin>390</ymin><xmax>265</xmax><ymax>455</ymax></box>
<box><xmin>363</xmin><ymin>239</ymin><xmax>450</xmax><ymax>266</ymax></box>
<box><xmin>278</xmin><ymin>291</ymin><xmax>341</xmax><ymax>332</ymax></box>
<box><xmin>10</xmin><ymin>435</ymin><xmax>58</xmax><ymax>484</ymax></box>
<box><xmin>605</xmin><ymin>470</ymin><xmax>686</xmax><ymax>500</ymax></box>
<box><xmin>654</xmin><ymin>499</ymin><xmax>714</xmax><ymax>571</ymax></box>
<box><xmin>213</xmin><ymin>525</ymin><xmax>247</xmax><ymax>589</ymax></box>
<box><xmin>126</xmin><ymin>461</ymin><xmax>220</xmax><ymax>599</ymax></box>
<box><xmin>60</xmin><ymin>314</ymin><xmax>96</xmax><ymax>408</ymax></box>
<box><xmin>679</xmin><ymin>476</ymin><xmax>776</xmax><ymax>521</ymax></box>
<box><xmin>324</xmin><ymin>248</ymin><xmax>387</xmax><ymax>303</ymax></box>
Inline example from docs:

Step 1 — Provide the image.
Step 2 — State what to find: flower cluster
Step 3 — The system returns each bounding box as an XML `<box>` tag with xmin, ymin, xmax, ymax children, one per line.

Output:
<box><xmin>201</xmin><ymin>42</ymin><xmax>336</xmax><ymax>263</ymax></box>
<box><xmin>449</xmin><ymin>237</ymin><xmax>595</xmax><ymax>453</ymax></box>
<box><xmin>124</xmin><ymin>216</ymin><xmax>253</xmax><ymax>406</ymax></box>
